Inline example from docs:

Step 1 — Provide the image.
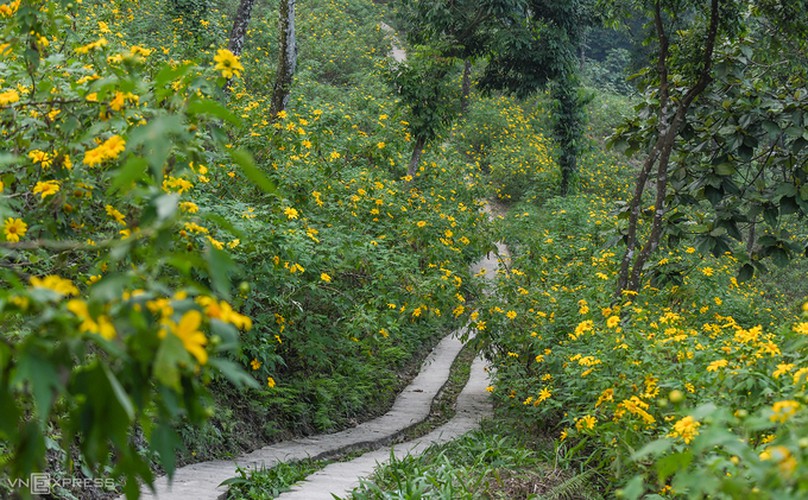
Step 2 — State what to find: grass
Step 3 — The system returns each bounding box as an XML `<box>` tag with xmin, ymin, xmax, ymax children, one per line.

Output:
<box><xmin>343</xmin><ymin>422</ymin><xmax>605</xmax><ymax>499</ymax></box>
<box><xmin>222</xmin><ymin>459</ymin><xmax>330</xmax><ymax>500</ymax></box>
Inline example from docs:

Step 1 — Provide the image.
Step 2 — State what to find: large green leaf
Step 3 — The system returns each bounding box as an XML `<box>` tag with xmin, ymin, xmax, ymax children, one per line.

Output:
<box><xmin>230</xmin><ymin>149</ymin><xmax>277</xmax><ymax>195</ymax></box>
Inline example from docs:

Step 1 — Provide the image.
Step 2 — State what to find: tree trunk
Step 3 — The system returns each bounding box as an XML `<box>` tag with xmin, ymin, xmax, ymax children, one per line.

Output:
<box><xmin>553</xmin><ymin>76</ymin><xmax>582</xmax><ymax>197</ymax></box>
<box><xmin>224</xmin><ymin>0</ymin><xmax>256</xmax><ymax>93</ymax></box>
<box><xmin>616</xmin><ymin>0</ymin><xmax>720</xmax><ymax>295</ymax></box>
<box><xmin>460</xmin><ymin>59</ymin><xmax>472</xmax><ymax>115</ymax></box>
<box><xmin>228</xmin><ymin>0</ymin><xmax>256</xmax><ymax>56</ymax></box>
<box><xmin>407</xmin><ymin>136</ymin><xmax>426</xmax><ymax>179</ymax></box>
<box><xmin>270</xmin><ymin>0</ymin><xmax>297</xmax><ymax>118</ymax></box>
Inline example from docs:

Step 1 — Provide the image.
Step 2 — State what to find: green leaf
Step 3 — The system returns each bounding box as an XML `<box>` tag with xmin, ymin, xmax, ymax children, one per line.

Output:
<box><xmin>205</xmin><ymin>247</ymin><xmax>235</xmax><ymax>299</ymax></box>
<box><xmin>210</xmin><ymin>319</ymin><xmax>239</xmax><ymax>352</ymax></box>
<box><xmin>108</xmin><ymin>156</ymin><xmax>149</xmax><ymax>194</ymax></box>
<box><xmin>656</xmin><ymin>451</ymin><xmax>692</xmax><ymax>483</ymax></box>
<box><xmin>14</xmin><ymin>351</ymin><xmax>61</xmax><ymax>423</ymax></box>
<box><xmin>230</xmin><ymin>149</ymin><xmax>277</xmax><ymax>195</ymax></box>
<box><xmin>89</xmin><ymin>273</ymin><xmax>130</xmax><ymax>303</ymax></box>
<box><xmin>14</xmin><ymin>421</ymin><xmax>45</xmax><ymax>477</ymax></box>
<box><xmin>127</xmin><ymin>116</ymin><xmax>186</xmax><ymax>182</ymax></box>
<box><xmin>738</xmin><ymin>264</ymin><xmax>754</xmax><ymax>282</ymax></box>
<box><xmin>154</xmin><ymin>193</ymin><xmax>179</xmax><ymax>222</ymax></box>
<box><xmin>151</xmin><ymin>423</ymin><xmax>180</xmax><ymax>479</ymax></box>
<box><xmin>714</xmin><ymin>163</ymin><xmax>736</xmax><ymax>176</ymax></box>
<box><xmin>208</xmin><ymin>358</ymin><xmax>260</xmax><ymax>390</ymax></box>
<box><xmin>187</xmin><ymin>98</ymin><xmax>240</xmax><ymax>125</ymax></box>
<box><xmin>771</xmin><ymin>247</ymin><xmax>789</xmax><ymax>267</ymax></box>
<box><xmin>631</xmin><ymin>438</ymin><xmax>672</xmax><ymax>461</ymax></box>
<box><xmin>0</xmin><ymin>386</ymin><xmax>20</xmax><ymax>439</ymax></box>
<box><xmin>621</xmin><ymin>476</ymin><xmax>645</xmax><ymax>500</ymax></box>
<box><xmin>154</xmin><ymin>334</ymin><xmax>188</xmax><ymax>390</ymax></box>
<box><xmin>103</xmin><ymin>365</ymin><xmax>135</xmax><ymax>421</ymax></box>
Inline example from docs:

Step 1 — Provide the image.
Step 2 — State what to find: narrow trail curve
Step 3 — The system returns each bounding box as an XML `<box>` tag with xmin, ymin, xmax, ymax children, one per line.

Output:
<box><xmin>278</xmin><ymin>357</ymin><xmax>492</xmax><ymax>500</ymax></box>
<box><xmin>139</xmin><ymin>330</ymin><xmax>468</xmax><ymax>499</ymax></box>
<box><xmin>379</xmin><ymin>22</ymin><xmax>406</xmax><ymax>63</ymax></box>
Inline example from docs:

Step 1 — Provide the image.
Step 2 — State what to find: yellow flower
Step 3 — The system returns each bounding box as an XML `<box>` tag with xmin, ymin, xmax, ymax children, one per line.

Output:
<box><xmin>377</xmin><ymin>142</ymin><xmax>385</xmax><ymax>149</ymax></box>
<box><xmin>595</xmin><ymin>388</ymin><xmax>614</xmax><ymax>407</ymax></box>
<box><xmin>706</xmin><ymin>359</ymin><xmax>728</xmax><ymax>372</ymax></box>
<box><xmin>283</xmin><ymin>207</ymin><xmax>299</xmax><ymax>220</ymax></box>
<box><xmin>75</xmin><ymin>37</ymin><xmax>107</xmax><ymax>54</ymax></box>
<box><xmin>773</xmin><ymin>363</ymin><xmax>795</xmax><ymax>379</ymax></box>
<box><xmin>606</xmin><ymin>315</ymin><xmax>620</xmax><ymax>328</ymax></box>
<box><xmin>506</xmin><ymin>310</ymin><xmax>517</xmax><ymax>320</ymax></box>
<box><xmin>770</xmin><ymin>400</ymin><xmax>800</xmax><ymax>423</ymax></box>
<box><xmin>250</xmin><ymin>358</ymin><xmax>261</xmax><ymax>371</ymax></box>
<box><xmin>575</xmin><ymin>415</ymin><xmax>597</xmax><ymax>431</ymax></box>
<box><xmin>170</xmin><ymin>310</ymin><xmax>208</xmax><ymax>365</ymax></box>
<box><xmin>32</xmin><ymin>180</ymin><xmax>60</xmax><ymax>199</ymax></box>
<box><xmin>179</xmin><ymin>201</ymin><xmax>199</xmax><ymax>213</ymax></box>
<box><xmin>0</xmin><ymin>89</ymin><xmax>20</xmax><ymax>105</ymax></box>
<box><xmin>213</xmin><ymin>48</ymin><xmax>244</xmax><ymax>79</ymax></box>
<box><xmin>701</xmin><ymin>267</ymin><xmax>714</xmax><ymax>277</ymax></box>
<box><xmin>320</xmin><ymin>273</ymin><xmax>332</xmax><ymax>283</ymax></box>
<box><xmin>30</xmin><ymin>275</ymin><xmax>79</xmax><ymax>296</ymax></box>
<box><xmin>3</xmin><ymin>217</ymin><xmax>27</xmax><ymax>242</ymax></box>
<box><xmin>760</xmin><ymin>446</ymin><xmax>797</xmax><ymax>477</ymax></box>
<box><xmin>84</xmin><ymin>135</ymin><xmax>126</xmax><ymax>166</ymax></box>
<box><xmin>105</xmin><ymin>205</ymin><xmax>126</xmax><ymax>225</ymax></box>
<box><xmin>66</xmin><ymin>299</ymin><xmax>116</xmax><ymax>340</ymax></box>
<box><xmin>668</xmin><ymin>416</ymin><xmax>700</xmax><ymax>444</ymax></box>
<box><xmin>793</xmin><ymin>322</ymin><xmax>808</xmax><ymax>335</ymax></box>
<box><xmin>267</xmin><ymin>376</ymin><xmax>276</xmax><ymax>388</ymax></box>
<box><xmin>685</xmin><ymin>247</ymin><xmax>696</xmax><ymax>254</ymax></box>
<box><xmin>28</xmin><ymin>149</ymin><xmax>54</xmax><ymax>168</ymax></box>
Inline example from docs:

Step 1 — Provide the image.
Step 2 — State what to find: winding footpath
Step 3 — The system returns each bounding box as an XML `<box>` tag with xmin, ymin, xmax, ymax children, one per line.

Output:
<box><xmin>139</xmin><ymin>242</ymin><xmax>508</xmax><ymax>499</ymax></box>
<box><xmin>137</xmin><ymin>219</ymin><xmax>509</xmax><ymax>500</ymax></box>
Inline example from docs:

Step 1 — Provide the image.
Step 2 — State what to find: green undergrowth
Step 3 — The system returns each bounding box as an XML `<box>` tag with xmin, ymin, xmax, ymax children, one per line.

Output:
<box><xmin>475</xmin><ymin>188</ymin><xmax>808</xmax><ymax>497</ymax></box>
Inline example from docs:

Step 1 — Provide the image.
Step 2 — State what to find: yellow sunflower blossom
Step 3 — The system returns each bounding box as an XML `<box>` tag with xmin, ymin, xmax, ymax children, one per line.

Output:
<box><xmin>3</xmin><ymin>217</ymin><xmax>27</xmax><ymax>242</ymax></box>
<box><xmin>213</xmin><ymin>48</ymin><xmax>244</xmax><ymax>79</ymax></box>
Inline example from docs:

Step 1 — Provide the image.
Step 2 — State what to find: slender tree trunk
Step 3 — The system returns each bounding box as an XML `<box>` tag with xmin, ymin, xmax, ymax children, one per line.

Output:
<box><xmin>270</xmin><ymin>0</ymin><xmax>297</xmax><ymax>118</ymax></box>
<box><xmin>228</xmin><ymin>0</ymin><xmax>256</xmax><ymax>56</ymax></box>
<box><xmin>460</xmin><ymin>59</ymin><xmax>472</xmax><ymax>115</ymax></box>
<box><xmin>553</xmin><ymin>75</ymin><xmax>582</xmax><ymax>196</ymax></box>
<box><xmin>616</xmin><ymin>0</ymin><xmax>720</xmax><ymax>295</ymax></box>
<box><xmin>224</xmin><ymin>0</ymin><xmax>256</xmax><ymax>93</ymax></box>
<box><xmin>407</xmin><ymin>136</ymin><xmax>426</xmax><ymax>178</ymax></box>
<box><xmin>747</xmin><ymin>220</ymin><xmax>756</xmax><ymax>254</ymax></box>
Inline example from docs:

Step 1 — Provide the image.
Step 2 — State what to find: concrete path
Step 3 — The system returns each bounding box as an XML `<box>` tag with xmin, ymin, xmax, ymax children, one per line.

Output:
<box><xmin>278</xmin><ymin>356</ymin><xmax>492</xmax><ymax>500</ymax></box>
<box><xmin>380</xmin><ymin>22</ymin><xmax>406</xmax><ymax>63</ymax></box>
<box><xmin>139</xmin><ymin>329</ymin><xmax>469</xmax><ymax>499</ymax></box>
